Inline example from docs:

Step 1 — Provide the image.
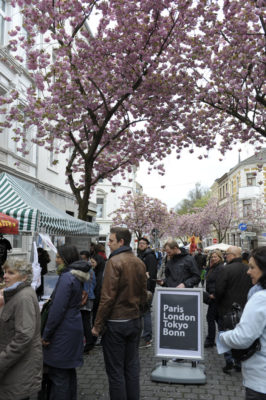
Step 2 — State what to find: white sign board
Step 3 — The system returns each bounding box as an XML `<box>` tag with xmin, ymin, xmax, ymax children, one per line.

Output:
<box><xmin>154</xmin><ymin>287</ymin><xmax>204</xmax><ymax>360</ymax></box>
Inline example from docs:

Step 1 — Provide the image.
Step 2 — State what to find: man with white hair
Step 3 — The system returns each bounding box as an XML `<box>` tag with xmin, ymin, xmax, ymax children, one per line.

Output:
<box><xmin>215</xmin><ymin>245</ymin><xmax>252</xmax><ymax>373</ymax></box>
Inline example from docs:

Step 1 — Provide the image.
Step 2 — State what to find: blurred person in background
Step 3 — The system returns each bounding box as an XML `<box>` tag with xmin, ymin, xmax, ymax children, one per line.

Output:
<box><xmin>204</xmin><ymin>250</ymin><xmax>224</xmax><ymax>348</ymax></box>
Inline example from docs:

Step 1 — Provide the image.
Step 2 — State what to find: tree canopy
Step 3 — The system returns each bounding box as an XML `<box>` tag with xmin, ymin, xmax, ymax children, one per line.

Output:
<box><xmin>0</xmin><ymin>0</ymin><xmax>265</xmax><ymax>219</ymax></box>
<box><xmin>175</xmin><ymin>183</ymin><xmax>210</xmax><ymax>215</ymax></box>
<box><xmin>111</xmin><ymin>192</ymin><xmax>169</xmax><ymax>240</ymax></box>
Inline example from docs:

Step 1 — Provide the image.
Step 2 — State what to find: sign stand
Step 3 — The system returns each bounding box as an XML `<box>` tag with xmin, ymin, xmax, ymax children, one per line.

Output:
<box><xmin>151</xmin><ymin>360</ymin><xmax>206</xmax><ymax>384</ymax></box>
<box><xmin>151</xmin><ymin>288</ymin><xmax>206</xmax><ymax>384</ymax></box>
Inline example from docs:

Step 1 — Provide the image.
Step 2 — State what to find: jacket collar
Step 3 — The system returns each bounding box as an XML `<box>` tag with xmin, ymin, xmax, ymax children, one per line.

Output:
<box><xmin>63</xmin><ymin>260</ymin><xmax>91</xmax><ymax>283</ymax></box>
<box><xmin>109</xmin><ymin>246</ymin><xmax>132</xmax><ymax>259</ymax></box>
<box><xmin>227</xmin><ymin>257</ymin><xmax>243</xmax><ymax>265</ymax></box>
<box><xmin>3</xmin><ymin>281</ymin><xmax>30</xmax><ymax>303</ymax></box>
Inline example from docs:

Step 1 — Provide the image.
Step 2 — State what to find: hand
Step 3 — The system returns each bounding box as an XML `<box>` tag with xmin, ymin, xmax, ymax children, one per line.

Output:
<box><xmin>156</xmin><ymin>279</ymin><xmax>164</xmax><ymax>286</ymax></box>
<box><xmin>91</xmin><ymin>327</ymin><xmax>99</xmax><ymax>337</ymax></box>
<box><xmin>176</xmin><ymin>283</ymin><xmax>185</xmax><ymax>288</ymax></box>
<box><xmin>209</xmin><ymin>294</ymin><xmax>215</xmax><ymax>300</ymax></box>
<box><xmin>146</xmin><ymin>272</ymin><xmax>150</xmax><ymax>279</ymax></box>
<box><xmin>42</xmin><ymin>339</ymin><xmax>50</xmax><ymax>347</ymax></box>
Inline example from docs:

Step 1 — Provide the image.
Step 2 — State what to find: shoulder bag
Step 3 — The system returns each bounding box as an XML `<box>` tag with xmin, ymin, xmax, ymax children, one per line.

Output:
<box><xmin>222</xmin><ymin>302</ymin><xmax>261</xmax><ymax>362</ymax></box>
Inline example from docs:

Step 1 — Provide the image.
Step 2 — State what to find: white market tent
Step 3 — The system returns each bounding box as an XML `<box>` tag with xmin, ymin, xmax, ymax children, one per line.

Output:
<box><xmin>204</xmin><ymin>243</ymin><xmax>230</xmax><ymax>251</ymax></box>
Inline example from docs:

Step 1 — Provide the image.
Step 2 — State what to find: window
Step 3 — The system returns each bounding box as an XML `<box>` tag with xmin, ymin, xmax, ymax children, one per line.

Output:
<box><xmin>16</xmin><ymin>108</ymin><xmax>33</xmax><ymax>161</ymax></box>
<box><xmin>0</xmin><ymin>0</ymin><xmax>6</xmax><ymax>46</ymax></box>
<box><xmin>96</xmin><ymin>197</ymin><xmax>104</xmax><ymax>218</ymax></box>
<box><xmin>243</xmin><ymin>199</ymin><xmax>252</xmax><ymax>217</ymax></box>
<box><xmin>99</xmin><ymin>236</ymin><xmax>106</xmax><ymax>245</ymax></box>
<box><xmin>246</xmin><ymin>173</ymin><xmax>256</xmax><ymax>186</ymax></box>
<box><xmin>48</xmin><ymin>139</ymin><xmax>59</xmax><ymax>167</ymax></box>
<box><xmin>13</xmin><ymin>234</ymin><xmax>22</xmax><ymax>249</ymax></box>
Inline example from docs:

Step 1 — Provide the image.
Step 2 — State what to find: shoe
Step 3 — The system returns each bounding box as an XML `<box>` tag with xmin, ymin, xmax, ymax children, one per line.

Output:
<box><xmin>139</xmin><ymin>339</ymin><xmax>153</xmax><ymax>348</ymax></box>
<box><xmin>222</xmin><ymin>361</ymin><xmax>234</xmax><ymax>374</ymax></box>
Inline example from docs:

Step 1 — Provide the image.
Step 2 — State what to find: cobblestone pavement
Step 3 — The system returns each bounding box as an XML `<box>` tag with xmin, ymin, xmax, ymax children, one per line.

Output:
<box><xmin>77</xmin><ymin>306</ymin><xmax>245</xmax><ymax>400</ymax></box>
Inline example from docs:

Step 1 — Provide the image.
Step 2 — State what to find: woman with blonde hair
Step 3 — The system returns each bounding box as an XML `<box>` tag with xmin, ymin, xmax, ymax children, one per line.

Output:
<box><xmin>204</xmin><ymin>250</ymin><xmax>224</xmax><ymax>348</ymax></box>
<box><xmin>0</xmin><ymin>258</ymin><xmax>42</xmax><ymax>400</ymax></box>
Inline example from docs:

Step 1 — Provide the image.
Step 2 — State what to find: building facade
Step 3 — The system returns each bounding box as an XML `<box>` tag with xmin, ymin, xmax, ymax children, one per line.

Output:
<box><xmin>0</xmin><ymin>3</ymin><xmax>98</xmax><ymax>261</ymax></box>
<box><xmin>207</xmin><ymin>149</ymin><xmax>266</xmax><ymax>250</ymax></box>
<box><xmin>95</xmin><ymin>168</ymin><xmax>142</xmax><ymax>255</ymax></box>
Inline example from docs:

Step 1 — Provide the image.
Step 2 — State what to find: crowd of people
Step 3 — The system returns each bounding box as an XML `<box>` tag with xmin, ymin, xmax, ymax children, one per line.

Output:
<box><xmin>0</xmin><ymin>231</ymin><xmax>265</xmax><ymax>400</ymax></box>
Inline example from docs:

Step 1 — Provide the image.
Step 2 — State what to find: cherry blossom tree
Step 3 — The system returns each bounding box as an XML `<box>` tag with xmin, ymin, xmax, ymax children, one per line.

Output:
<box><xmin>169</xmin><ymin>0</ymin><xmax>265</xmax><ymax>159</ymax></box>
<box><xmin>0</xmin><ymin>0</ymin><xmax>265</xmax><ymax>220</ymax></box>
<box><xmin>111</xmin><ymin>193</ymin><xmax>169</xmax><ymax>240</ymax></box>
<box><xmin>201</xmin><ymin>197</ymin><xmax>238</xmax><ymax>242</ymax></box>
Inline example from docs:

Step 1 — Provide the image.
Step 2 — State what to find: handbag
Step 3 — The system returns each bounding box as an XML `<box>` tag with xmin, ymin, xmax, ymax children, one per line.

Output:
<box><xmin>40</xmin><ymin>298</ymin><xmax>52</xmax><ymax>335</ymax></box>
<box><xmin>222</xmin><ymin>302</ymin><xmax>261</xmax><ymax>362</ymax></box>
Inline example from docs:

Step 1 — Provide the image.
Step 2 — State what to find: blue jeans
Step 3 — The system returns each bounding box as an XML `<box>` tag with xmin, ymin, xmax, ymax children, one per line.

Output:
<box><xmin>102</xmin><ymin>319</ymin><xmax>141</xmax><ymax>400</ymax></box>
<box><xmin>47</xmin><ymin>366</ymin><xmax>77</xmax><ymax>400</ymax></box>
<box><xmin>142</xmin><ymin>309</ymin><xmax>152</xmax><ymax>342</ymax></box>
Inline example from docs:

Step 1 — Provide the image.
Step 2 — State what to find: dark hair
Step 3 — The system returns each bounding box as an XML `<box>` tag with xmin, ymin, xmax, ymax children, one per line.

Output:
<box><xmin>95</xmin><ymin>243</ymin><xmax>106</xmax><ymax>253</ymax></box>
<box><xmin>58</xmin><ymin>245</ymin><xmax>79</xmax><ymax>266</ymax></box>
<box><xmin>110</xmin><ymin>227</ymin><xmax>131</xmax><ymax>246</ymax></box>
<box><xmin>37</xmin><ymin>247</ymin><xmax>50</xmax><ymax>264</ymax></box>
<box><xmin>80</xmin><ymin>250</ymin><xmax>90</xmax><ymax>260</ymax></box>
<box><xmin>250</xmin><ymin>246</ymin><xmax>266</xmax><ymax>289</ymax></box>
<box><xmin>139</xmin><ymin>237</ymin><xmax>150</xmax><ymax>245</ymax></box>
<box><xmin>242</xmin><ymin>251</ymin><xmax>250</xmax><ymax>262</ymax></box>
<box><xmin>164</xmin><ymin>240</ymin><xmax>179</xmax><ymax>250</ymax></box>
<box><xmin>90</xmin><ymin>253</ymin><xmax>105</xmax><ymax>266</ymax></box>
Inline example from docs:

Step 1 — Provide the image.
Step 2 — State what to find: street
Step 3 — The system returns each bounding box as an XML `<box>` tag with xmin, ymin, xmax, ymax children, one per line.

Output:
<box><xmin>76</xmin><ymin>305</ymin><xmax>245</xmax><ymax>400</ymax></box>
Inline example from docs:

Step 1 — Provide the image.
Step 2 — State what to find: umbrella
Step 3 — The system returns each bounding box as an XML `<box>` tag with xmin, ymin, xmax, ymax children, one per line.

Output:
<box><xmin>204</xmin><ymin>243</ymin><xmax>230</xmax><ymax>251</ymax></box>
<box><xmin>0</xmin><ymin>212</ymin><xmax>19</xmax><ymax>234</ymax></box>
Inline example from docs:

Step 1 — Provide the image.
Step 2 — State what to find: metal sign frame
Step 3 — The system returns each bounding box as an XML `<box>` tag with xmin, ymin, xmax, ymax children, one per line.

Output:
<box><xmin>154</xmin><ymin>287</ymin><xmax>204</xmax><ymax>361</ymax></box>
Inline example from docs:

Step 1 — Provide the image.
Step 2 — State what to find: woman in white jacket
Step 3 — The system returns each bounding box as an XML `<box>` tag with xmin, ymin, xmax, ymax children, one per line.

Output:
<box><xmin>220</xmin><ymin>246</ymin><xmax>266</xmax><ymax>400</ymax></box>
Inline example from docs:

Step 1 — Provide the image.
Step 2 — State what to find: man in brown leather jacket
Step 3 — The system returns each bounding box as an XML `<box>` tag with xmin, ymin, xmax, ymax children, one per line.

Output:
<box><xmin>92</xmin><ymin>227</ymin><xmax>148</xmax><ymax>400</ymax></box>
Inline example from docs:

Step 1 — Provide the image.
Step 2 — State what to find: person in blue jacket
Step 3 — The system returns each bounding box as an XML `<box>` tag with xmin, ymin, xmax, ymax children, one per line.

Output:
<box><xmin>42</xmin><ymin>245</ymin><xmax>90</xmax><ymax>400</ymax></box>
<box><xmin>220</xmin><ymin>246</ymin><xmax>266</xmax><ymax>400</ymax></box>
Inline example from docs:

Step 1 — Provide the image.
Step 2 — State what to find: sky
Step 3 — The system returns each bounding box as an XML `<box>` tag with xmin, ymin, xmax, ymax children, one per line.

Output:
<box><xmin>136</xmin><ymin>143</ymin><xmax>255</xmax><ymax>210</ymax></box>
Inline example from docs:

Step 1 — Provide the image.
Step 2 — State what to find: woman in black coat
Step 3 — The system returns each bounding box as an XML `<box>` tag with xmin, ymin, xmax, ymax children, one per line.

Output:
<box><xmin>204</xmin><ymin>250</ymin><xmax>224</xmax><ymax>348</ymax></box>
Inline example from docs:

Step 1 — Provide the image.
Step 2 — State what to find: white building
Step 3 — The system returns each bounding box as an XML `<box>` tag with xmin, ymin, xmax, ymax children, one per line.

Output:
<box><xmin>95</xmin><ymin>167</ymin><xmax>142</xmax><ymax>254</ymax></box>
<box><xmin>0</xmin><ymin>2</ymin><xmax>98</xmax><ymax>261</ymax></box>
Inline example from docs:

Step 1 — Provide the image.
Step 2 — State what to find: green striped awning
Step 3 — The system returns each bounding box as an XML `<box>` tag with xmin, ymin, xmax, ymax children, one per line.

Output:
<box><xmin>0</xmin><ymin>173</ymin><xmax>99</xmax><ymax>236</ymax></box>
